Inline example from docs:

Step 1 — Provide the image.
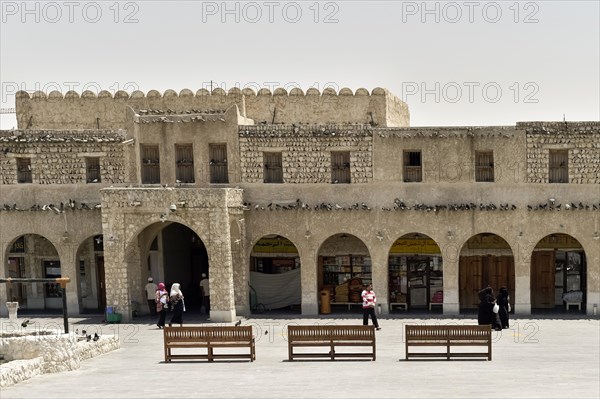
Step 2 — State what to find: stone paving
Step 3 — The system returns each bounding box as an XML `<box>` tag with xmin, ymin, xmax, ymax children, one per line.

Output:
<box><xmin>1</xmin><ymin>313</ymin><xmax>599</xmax><ymax>399</ymax></box>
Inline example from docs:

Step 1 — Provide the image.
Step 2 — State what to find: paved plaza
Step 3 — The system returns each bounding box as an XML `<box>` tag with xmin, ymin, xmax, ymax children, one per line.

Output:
<box><xmin>1</xmin><ymin>313</ymin><xmax>599</xmax><ymax>399</ymax></box>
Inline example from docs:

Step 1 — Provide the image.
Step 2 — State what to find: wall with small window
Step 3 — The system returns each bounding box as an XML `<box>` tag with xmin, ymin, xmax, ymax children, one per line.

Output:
<box><xmin>0</xmin><ymin>130</ymin><xmax>126</xmax><ymax>185</ymax></box>
<box><xmin>239</xmin><ymin>125</ymin><xmax>373</xmax><ymax>184</ymax></box>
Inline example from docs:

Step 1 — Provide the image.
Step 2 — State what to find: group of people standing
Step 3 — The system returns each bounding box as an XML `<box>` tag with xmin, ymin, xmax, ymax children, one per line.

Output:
<box><xmin>144</xmin><ymin>274</ymin><xmax>211</xmax><ymax>329</ymax></box>
<box><xmin>145</xmin><ymin>278</ymin><xmax>185</xmax><ymax>328</ymax></box>
<box><xmin>478</xmin><ymin>285</ymin><xmax>511</xmax><ymax>331</ymax></box>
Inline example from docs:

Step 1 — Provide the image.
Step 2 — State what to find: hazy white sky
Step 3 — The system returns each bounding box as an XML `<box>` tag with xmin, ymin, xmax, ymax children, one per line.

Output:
<box><xmin>1</xmin><ymin>0</ymin><xmax>598</xmax><ymax>128</ymax></box>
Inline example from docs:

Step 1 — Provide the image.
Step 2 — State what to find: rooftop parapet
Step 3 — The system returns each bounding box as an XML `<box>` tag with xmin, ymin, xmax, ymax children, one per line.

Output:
<box><xmin>15</xmin><ymin>86</ymin><xmax>410</xmax><ymax>130</ymax></box>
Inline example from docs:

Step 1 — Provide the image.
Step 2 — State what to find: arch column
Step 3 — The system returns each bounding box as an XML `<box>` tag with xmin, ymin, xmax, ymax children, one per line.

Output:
<box><xmin>103</xmin><ymin>212</ymin><xmax>131</xmax><ymax>321</ymax></box>
<box><xmin>0</xmin><ymin>243</ymin><xmax>7</xmax><ymax>317</ymax></box>
<box><xmin>206</xmin><ymin>240</ymin><xmax>235</xmax><ymax>322</ymax></box>
<box><xmin>515</xmin><ymin>239</ymin><xmax>532</xmax><ymax>315</ymax></box>
<box><xmin>298</xmin><ymin>243</ymin><xmax>318</xmax><ymax>315</ymax></box>
<box><xmin>583</xmin><ymin>238</ymin><xmax>599</xmax><ymax>316</ymax></box>
<box><xmin>442</xmin><ymin>240</ymin><xmax>460</xmax><ymax>315</ymax></box>
<box><xmin>57</xmin><ymin>242</ymin><xmax>80</xmax><ymax>316</ymax></box>
<box><xmin>370</xmin><ymin>243</ymin><xmax>389</xmax><ymax>315</ymax></box>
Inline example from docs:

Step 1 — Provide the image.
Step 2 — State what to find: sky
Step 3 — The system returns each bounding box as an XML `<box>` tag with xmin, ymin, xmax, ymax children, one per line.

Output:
<box><xmin>1</xmin><ymin>0</ymin><xmax>599</xmax><ymax>128</ymax></box>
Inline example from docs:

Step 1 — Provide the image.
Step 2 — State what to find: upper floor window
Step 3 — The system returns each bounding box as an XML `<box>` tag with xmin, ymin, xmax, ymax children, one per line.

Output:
<box><xmin>86</xmin><ymin>157</ymin><xmax>101</xmax><ymax>183</ymax></box>
<box><xmin>549</xmin><ymin>150</ymin><xmax>568</xmax><ymax>183</ymax></box>
<box><xmin>209</xmin><ymin>144</ymin><xmax>228</xmax><ymax>184</ymax></box>
<box><xmin>175</xmin><ymin>144</ymin><xmax>195</xmax><ymax>184</ymax></box>
<box><xmin>16</xmin><ymin>158</ymin><xmax>32</xmax><ymax>183</ymax></box>
<box><xmin>331</xmin><ymin>151</ymin><xmax>351</xmax><ymax>184</ymax></box>
<box><xmin>141</xmin><ymin>145</ymin><xmax>160</xmax><ymax>184</ymax></box>
<box><xmin>403</xmin><ymin>150</ymin><xmax>422</xmax><ymax>182</ymax></box>
<box><xmin>475</xmin><ymin>151</ymin><xmax>494</xmax><ymax>182</ymax></box>
<box><xmin>264</xmin><ymin>152</ymin><xmax>283</xmax><ymax>183</ymax></box>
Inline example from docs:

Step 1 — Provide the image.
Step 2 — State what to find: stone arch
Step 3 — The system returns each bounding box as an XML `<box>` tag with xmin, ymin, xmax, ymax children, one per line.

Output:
<box><xmin>387</xmin><ymin>232</ymin><xmax>443</xmax><ymax>313</ymax></box>
<box><xmin>248</xmin><ymin>234</ymin><xmax>301</xmax><ymax>313</ymax></box>
<box><xmin>317</xmin><ymin>233</ymin><xmax>372</xmax><ymax>313</ymax></box>
<box><xmin>122</xmin><ymin>220</ymin><xmax>208</xmax><ymax>315</ymax></box>
<box><xmin>458</xmin><ymin>232</ymin><xmax>515</xmax><ymax>311</ymax></box>
<box><xmin>4</xmin><ymin>234</ymin><xmax>62</xmax><ymax>312</ymax></box>
<box><xmin>530</xmin><ymin>233</ymin><xmax>586</xmax><ymax>312</ymax></box>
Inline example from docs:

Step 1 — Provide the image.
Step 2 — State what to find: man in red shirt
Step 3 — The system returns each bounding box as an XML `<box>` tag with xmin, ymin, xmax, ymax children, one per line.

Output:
<box><xmin>361</xmin><ymin>284</ymin><xmax>381</xmax><ymax>330</ymax></box>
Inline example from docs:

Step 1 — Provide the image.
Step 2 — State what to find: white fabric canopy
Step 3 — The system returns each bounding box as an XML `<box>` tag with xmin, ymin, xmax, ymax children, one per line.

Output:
<box><xmin>250</xmin><ymin>268</ymin><xmax>301</xmax><ymax>310</ymax></box>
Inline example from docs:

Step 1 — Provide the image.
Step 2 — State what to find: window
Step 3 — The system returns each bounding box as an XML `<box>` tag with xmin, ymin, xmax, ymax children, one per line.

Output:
<box><xmin>209</xmin><ymin>144</ymin><xmax>228</xmax><ymax>184</ymax></box>
<box><xmin>475</xmin><ymin>151</ymin><xmax>494</xmax><ymax>182</ymax></box>
<box><xmin>16</xmin><ymin>158</ymin><xmax>32</xmax><ymax>183</ymax></box>
<box><xmin>86</xmin><ymin>157</ymin><xmax>101</xmax><ymax>183</ymax></box>
<box><xmin>549</xmin><ymin>150</ymin><xmax>568</xmax><ymax>183</ymax></box>
<box><xmin>403</xmin><ymin>151</ymin><xmax>422</xmax><ymax>182</ymax></box>
<box><xmin>175</xmin><ymin>144</ymin><xmax>194</xmax><ymax>183</ymax></box>
<box><xmin>141</xmin><ymin>145</ymin><xmax>160</xmax><ymax>184</ymax></box>
<box><xmin>331</xmin><ymin>151</ymin><xmax>351</xmax><ymax>184</ymax></box>
<box><xmin>263</xmin><ymin>152</ymin><xmax>283</xmax><ymax>183</ymax></box>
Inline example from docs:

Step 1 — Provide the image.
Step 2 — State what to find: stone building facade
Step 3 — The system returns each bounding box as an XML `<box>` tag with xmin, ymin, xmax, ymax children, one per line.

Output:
<box><xmin>0</xmin><ymin>87</ymin><xmax>598</xmax><ymax>322</ymax></box>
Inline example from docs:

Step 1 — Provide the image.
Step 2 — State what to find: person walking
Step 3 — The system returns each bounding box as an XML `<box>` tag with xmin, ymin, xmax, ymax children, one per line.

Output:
<box><xmin>199</xmin><ymin>273</ymin><xmax>210</xmax><ymax>314</ymax></box>
<box><xmin>169</xmin><ymin>282</ymin><xmax>185</xmax><ymax>327</ymax></box>
<box><xmin>478</xmin><ymin>286</ymin><xmax>502</xmax><ymax>331</ymax></box>
<box><xmin>145</xmin><ymin>277</ymin><xmax>157</xmax><ymax>316</ymax></box>
<box><xmin>361</xmin><ymin>284</ymin><xmax>381</xmax><ymax>331</ymax></box>
<box><xmin>155</xmin><ymin>282</ymin><xmax>169</xmax><ymax>329</ymax></box>
<box><xmin>496</xmin><ymin>287</ymin><xmax>511</xmax><ymax>329</ymax></box>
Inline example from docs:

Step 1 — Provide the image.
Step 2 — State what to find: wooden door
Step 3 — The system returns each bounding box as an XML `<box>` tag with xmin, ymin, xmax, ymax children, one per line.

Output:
<box><xmin>486</xmin><ymin>257</ymin><xmax>515</xmax><ymax>293</ymax></box>
<box><xmin>96</xmin><ymin>256</ymin><xmax>106</xmax><ymax>310</ymax></box>
<box><xmin>459</xmin><ymin>256</ymin><xmax>483</xmax><ymax>309</ymax></box>
<box><xmin>531</xmin><ymin>251</ymin><xmax>555</xmax><ymax>308</ymax></box>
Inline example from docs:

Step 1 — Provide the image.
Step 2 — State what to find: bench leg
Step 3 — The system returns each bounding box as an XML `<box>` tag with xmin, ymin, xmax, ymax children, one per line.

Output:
<box><xmin>330</xmin><ymin>342</ymin><xmax>335</xmax><ymax>360</ymax></box>
<box><xmin>208</xmin><ymin>346</ymin><xmax>214</xmax><ymax>362</ymax></box>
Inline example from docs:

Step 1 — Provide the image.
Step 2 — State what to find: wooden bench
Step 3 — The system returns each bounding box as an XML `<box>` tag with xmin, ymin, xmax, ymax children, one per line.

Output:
<box><xmin>288</xmin><ymin>325</ymin><xmax>376</xmax><ymax>361</ymax></box>
<box><xmin>405</xmin><ymin>325</ymin><xmax>492</xmax><ymax>361</ymax></box>
<box><xmin>163</xmin><ymin>326</ymin><xmax>255</xmax><ymax>362</ymax></box>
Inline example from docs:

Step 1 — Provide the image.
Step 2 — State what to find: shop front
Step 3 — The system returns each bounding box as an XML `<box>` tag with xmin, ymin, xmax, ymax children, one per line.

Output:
<box><xmin>388</xmin><ymin>234</ymin><xmax>443</xmax><ymax>312</ymax></box>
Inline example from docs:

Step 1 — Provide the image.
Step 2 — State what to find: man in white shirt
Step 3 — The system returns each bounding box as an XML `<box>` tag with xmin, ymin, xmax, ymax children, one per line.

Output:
<box><xmin>199</xmin><ymin>273</ymin><xmax>210</xmax><ymax>313</ymax></box>
<box><xmin>145</xmin><ymin>277</ymin><xmax>157</xmax><ymax>316</ymax></box>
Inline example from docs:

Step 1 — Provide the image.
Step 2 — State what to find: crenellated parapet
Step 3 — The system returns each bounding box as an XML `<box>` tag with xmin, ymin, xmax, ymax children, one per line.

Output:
<box><xmin>15</xmin><ymin>86</ymin><xmax>410</xmax><ymax>130</ymax></box>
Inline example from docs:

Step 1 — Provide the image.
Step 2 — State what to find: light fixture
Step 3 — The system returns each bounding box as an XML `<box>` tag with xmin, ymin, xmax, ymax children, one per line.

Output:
<box><xmin>169</xmin><ymin>204</ymin><xmax>177</xmax><ymax>212</ymax></box>
<box><xmin>95</xmin><ymin>236</ymin><xmax>103</xmax><ymax>245</ymax></box>
<box><xmin>447</xmin><ymin>231</ymin><xmax>453</xmax><ymax>239</ymax></box>
<box><xmin>62</xmin><ymin>231</ymin><xmax>70</xmax><ymax>242</ymax></box>
<box><xmin>304</xmin><ymin>230</ymin><xmax>311</xmax><ymax>239</ymax></box>
<box><xmin>594</xmin><ymin>232</ymin><xmax>600</xmax><ymax>240</ymax></box>
<box><xmin>376</xmin><ymin>231</ymin><xmax>384</xmax><ymax>241</ymax></box>
<box><xmin>517</xmin><ymin>232</ymin><xmax>523</xmax><ymax>239</ymax></box>
<box><xmin>549</xmin><ymin>198</ymin><xmax>555</xmax><ymax>204</ymax></box>
<box><xmin>160</xmin><ymin>214</ymin><xmax>167</xmax><ymax>222</ymax></box>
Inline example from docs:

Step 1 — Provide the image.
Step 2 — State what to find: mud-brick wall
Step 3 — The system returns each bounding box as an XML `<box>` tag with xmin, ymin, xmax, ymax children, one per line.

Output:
<box><xmin>0</xmin><ymin>130</ymin><xmax>127</xmax><ymax>185</ymax></box>
<box><xmin>522</xmin><ymin>122</ymin><xmax>600</xmax><ymax>184</ymax></box>
<box><xmin>238</xmin><ymin>125</ymin><xmax>374</xmax><ymax>184</ymax></box>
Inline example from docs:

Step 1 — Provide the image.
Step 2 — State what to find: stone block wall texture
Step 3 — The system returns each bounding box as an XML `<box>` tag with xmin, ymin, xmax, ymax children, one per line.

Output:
<box><xmin>0</xmin><ymin>330</ymin><xmax>119</xmax><ymax>388</ymax></box>
<box><xmin>239</xmin><ymin>124</ymin><xmax>374</xmax><ymax>184</ymax></box>
<box><xmin>520</xmin><ymin>122</ymin><xmax>600</xmax><ymax>184</ymax></box>
<box><xmin>0</xmin><ymin>129</ymin><xmax>127</xmax><ymax>185</ymax></box>
<box><xmin>15</xmin><ymin>87</ymin><xmax>409</xmax><ymax>130</ymax></box>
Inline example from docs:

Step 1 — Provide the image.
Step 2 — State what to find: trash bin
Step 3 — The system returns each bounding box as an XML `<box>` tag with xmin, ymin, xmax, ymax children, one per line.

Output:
<box><xmin>320</xmin><ymin>290</ymin><xmax>331</xmax><ymax>314</ymax></box>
